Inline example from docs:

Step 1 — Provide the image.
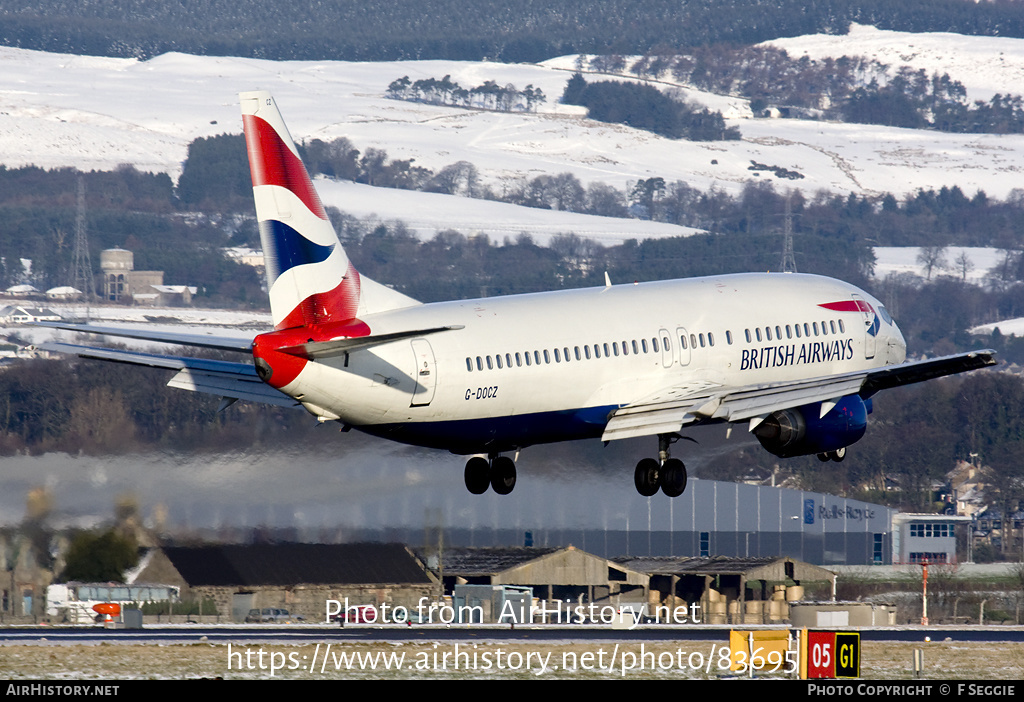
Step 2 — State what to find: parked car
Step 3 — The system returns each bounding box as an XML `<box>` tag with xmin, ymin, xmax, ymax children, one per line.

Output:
<box><xmin>245</xmin><ymin>608</ymin><xmax>305</xmax><ymax>623</ymax></box>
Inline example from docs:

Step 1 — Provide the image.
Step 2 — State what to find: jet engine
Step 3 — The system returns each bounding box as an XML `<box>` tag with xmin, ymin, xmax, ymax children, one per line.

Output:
<box><xmin>752</xmin><ymin>395</ymin><xmax>871</xmax><ymax>459</ymax></box>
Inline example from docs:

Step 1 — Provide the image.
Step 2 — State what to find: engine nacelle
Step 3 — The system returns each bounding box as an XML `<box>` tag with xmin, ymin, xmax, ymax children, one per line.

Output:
<box><xmin>753</xmin><ymin>395</ymin><xmax>871</xmax><ymax>459</ymax></box>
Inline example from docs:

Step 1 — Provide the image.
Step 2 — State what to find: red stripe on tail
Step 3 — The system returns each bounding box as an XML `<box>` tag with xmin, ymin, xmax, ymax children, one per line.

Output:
<box><xmin>243</xmin><ymin>114</ymin><xmax>327</xmax><ymax>220</ymax></box>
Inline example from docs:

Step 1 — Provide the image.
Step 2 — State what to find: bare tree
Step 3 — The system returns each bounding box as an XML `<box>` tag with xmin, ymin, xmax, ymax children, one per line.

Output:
<box><xmin>917</xmin><ymin>245</ymin><xmax>948</xmax><ymax>280</ymax></box>
<box><xmin>953</xmin><ymin>250</ymin><xmax>975</xmax><ymax>282</ymax></box>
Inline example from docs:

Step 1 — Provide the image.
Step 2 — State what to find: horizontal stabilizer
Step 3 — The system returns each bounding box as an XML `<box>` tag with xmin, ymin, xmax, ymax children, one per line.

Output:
<box><xmin>276</xmin><ymin>325</ymin><xmax>464</xmax><ymax>359</ymax></box>
<box><xmin>166</xmin><ymin>368</ymin><xmax>298</xmax><ymax>407</ymax></box>
<box><xmin>34</xmin><ymin>321</ymin><xmax>254</xmax><ymax>353</ymax></box>
<box><xmin>41</xmin><ymin>342</ymin><xmax>297</xmax><ymax>407</ymax></box>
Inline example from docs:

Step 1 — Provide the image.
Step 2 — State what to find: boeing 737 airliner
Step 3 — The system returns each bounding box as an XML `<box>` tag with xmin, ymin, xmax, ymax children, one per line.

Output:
<box><xmin>42</xmin><ymin>91</ymin><xmax>997</xmax><ymax>497</ymax></box>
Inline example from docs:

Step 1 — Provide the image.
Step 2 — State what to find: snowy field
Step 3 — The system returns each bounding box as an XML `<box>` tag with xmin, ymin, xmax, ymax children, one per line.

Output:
<box><xmin>1</xmin><ymin>23</ymin><xmax>1024</xmax><ymax>234</ymax></box>
<box><xmin>872</xmin><ymin>246</ymin><xmax>1006</xmax><ymax>286</ymax></box>
<box><xmin>768</xmin><ymin>23</ymin><xmax>1024</xmax><ymax>104</ymax></box>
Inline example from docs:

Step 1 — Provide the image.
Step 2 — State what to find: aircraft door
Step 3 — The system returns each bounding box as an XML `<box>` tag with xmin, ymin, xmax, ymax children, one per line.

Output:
<box><xmin>410</xmin><ymin>338</ymin><xmax>437</xmax><ymax>406</ymax></box>
<box><xmin>675</xmin><ymin>327</ymin><xmax>691</xmax><ymax>366</ymax></box>
<box><xmin>852</xmin><ymin>295</ymin><xmax>876</xmax><ymax>360</ymax></box>
<box><xmin>659</xmin><ymin>328</ymin><xmax>674</xmax><ymax>368</ymax></box>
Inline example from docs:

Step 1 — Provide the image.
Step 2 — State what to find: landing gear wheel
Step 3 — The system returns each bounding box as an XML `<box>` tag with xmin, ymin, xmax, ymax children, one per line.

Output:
<box><xmin>817</xmin><ymin>452</ymin><xmax>831</xmax><ymax>462</ymax></box>
<box><xmin>660</xmin><ymin>458</ymin><xmax>688</xmax><ymax>497</ymax></box>
<box><xmin>464</xmin><ymin>456</ymin><xmax>490</xmax><ymax>494</ymax></box>
<box><xmin>634</xmin><ymin>458</ymin><xmax>661</xmax><ymax>497</ymax></box>
<box><xmin>490</xmin><ymin>456</ymin><xmax>517</xmax><ymax>495</ymax></box>
<box><xmin>831</xmin><ymin>447</ymin><xmax>846</xmax><ymax>462</ymax></box>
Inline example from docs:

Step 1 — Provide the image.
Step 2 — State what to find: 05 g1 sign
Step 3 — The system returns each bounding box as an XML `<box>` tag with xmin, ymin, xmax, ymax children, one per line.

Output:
<box><xmin>805</xmin><ymin>631</ymin><xmax>860</xmax><ymax>679</ymax></box>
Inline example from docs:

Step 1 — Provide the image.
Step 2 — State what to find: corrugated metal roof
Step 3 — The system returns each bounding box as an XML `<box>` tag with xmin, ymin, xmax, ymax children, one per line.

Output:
<box><xmin>162</xmin><ymin>543</ymin><xmax>432</xmax><ymax>586</ymax></box>
<box><xmin>615</xmin><ymin>555</ymin><xmax>817</xmax><ymax>576</ymax></box>
<box><xmin>430</xmin><ymin>547</ymin><xmax>561</xmax><ymax>576</ymax></box>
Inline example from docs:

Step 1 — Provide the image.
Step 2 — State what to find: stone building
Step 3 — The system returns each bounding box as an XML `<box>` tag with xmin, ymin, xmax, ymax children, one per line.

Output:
<box><xmin>131</xmin><ymin>543</ymin><xmax>437</xmax><ymax>621</ymax></box>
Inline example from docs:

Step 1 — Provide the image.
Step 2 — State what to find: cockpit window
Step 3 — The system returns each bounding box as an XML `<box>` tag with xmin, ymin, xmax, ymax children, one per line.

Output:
<box><xmin>878</xmin><ymin>305</ymin><xmax>894</xmax><ymax>325</ymax></box>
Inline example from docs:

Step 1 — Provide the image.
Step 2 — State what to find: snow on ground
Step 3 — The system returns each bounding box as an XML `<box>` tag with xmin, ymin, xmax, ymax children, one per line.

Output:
<box><xmin>872</xmin><ymin>246</ymin><xmax>1006</xmax><ymax>286</ymax></box>
<box><xmin>768</xmin><ymin>23</ymin><xmax>1024</xmax><ymax>103</ymax></box>
<box><xmin>1</xmin><ymin>23</ymin><xmax>1024</xmax><ymax>229</ymax></box>
<box><xmin>972</xmin><ymin>317</ymin><xmax>1024</xmax><ymax>337</ymax></box>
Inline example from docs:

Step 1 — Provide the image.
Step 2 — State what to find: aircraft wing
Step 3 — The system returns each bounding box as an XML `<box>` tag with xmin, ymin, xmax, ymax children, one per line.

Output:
<box><xmin>601</xmin><ymin>349</ymin><xmax>997</xmax><ymax>442</ymax></box>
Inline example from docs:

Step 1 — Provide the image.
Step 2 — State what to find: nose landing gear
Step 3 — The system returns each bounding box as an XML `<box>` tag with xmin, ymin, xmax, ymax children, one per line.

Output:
<box><xmin>464</xmin><ymin>453</ymin><xmax>517</xmax><ymax>495</ymax></box>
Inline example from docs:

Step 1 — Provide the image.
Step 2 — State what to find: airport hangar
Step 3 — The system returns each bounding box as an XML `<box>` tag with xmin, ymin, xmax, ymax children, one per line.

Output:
<box><xmin>362</xmin><ymin>480</ymin><xmax>957</xmax><ymax>566</ymax></box>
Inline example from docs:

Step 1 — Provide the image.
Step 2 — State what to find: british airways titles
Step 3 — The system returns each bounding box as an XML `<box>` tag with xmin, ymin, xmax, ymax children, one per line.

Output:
<box><xmin>740</xmin><ymin>337</ymin><xmax>855</xmax><ymax>372</ymax></box>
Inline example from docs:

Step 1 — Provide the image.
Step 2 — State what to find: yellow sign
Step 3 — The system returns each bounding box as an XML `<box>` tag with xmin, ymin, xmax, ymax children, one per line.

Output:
<box><xmin>729</xmin><ymin>630</ymin><xmax>793</xmax><ymax>675</ymax></box>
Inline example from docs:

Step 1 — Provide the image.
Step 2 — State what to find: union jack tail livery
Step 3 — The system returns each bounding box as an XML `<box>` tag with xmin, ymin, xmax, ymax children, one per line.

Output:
<box><xmin>240</xmin><ymin>90</ymin><xmax>361</xmax><ymax>330</ymax></box>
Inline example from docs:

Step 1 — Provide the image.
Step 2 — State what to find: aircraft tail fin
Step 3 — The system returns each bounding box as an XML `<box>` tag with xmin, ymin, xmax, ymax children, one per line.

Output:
<box><xmin>240</xmin><ymin>90</ymin><xmax>367</xmax><ymax>330</ymax></box>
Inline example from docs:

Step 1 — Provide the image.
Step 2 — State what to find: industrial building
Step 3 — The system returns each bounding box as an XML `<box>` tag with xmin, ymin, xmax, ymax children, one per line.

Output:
<box><xmin>364</xmin><ymin>480</ymin><xmax>910</xmax><ymax>565</ymax></box>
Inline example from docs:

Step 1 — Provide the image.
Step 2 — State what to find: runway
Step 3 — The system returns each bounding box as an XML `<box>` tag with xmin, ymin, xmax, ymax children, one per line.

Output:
<box><xmin>4</xmin><ymin>624</ymin><xmax>1024</xmax><ymax>644</ymax></box>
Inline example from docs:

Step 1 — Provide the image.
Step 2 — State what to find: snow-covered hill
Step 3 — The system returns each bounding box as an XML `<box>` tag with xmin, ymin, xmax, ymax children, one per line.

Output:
<box><xmin>768</xmin><ymin>23</ymin><xmax>1024</xmax><ymax>104</ymax></box>
<box><xmin>3</xmin><ymin>23</ymin><xmax>1024</xmax><ymax>218</ymax></box>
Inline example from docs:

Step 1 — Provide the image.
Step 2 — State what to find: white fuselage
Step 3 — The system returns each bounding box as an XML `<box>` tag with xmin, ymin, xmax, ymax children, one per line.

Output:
<box><xmin>278</xmin><ymin>272</ymin><xmax>905</xmax><ymax>454</ymax></box>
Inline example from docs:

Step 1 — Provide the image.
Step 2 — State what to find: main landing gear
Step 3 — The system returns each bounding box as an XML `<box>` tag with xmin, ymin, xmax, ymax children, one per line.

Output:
<box><xmin>817</xmin><ymin>447</ymin><xmax>847</xmax><ymax>462</ymax></box>
<box><xmin>634</xmin><ymin>434</ymin><xmax>689</xmax><ymax>497</ymax></box>
<box><xmin>464</xmin><ymin>453</ymin><xmax>517</xmax><ymax>495</ymax></box>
